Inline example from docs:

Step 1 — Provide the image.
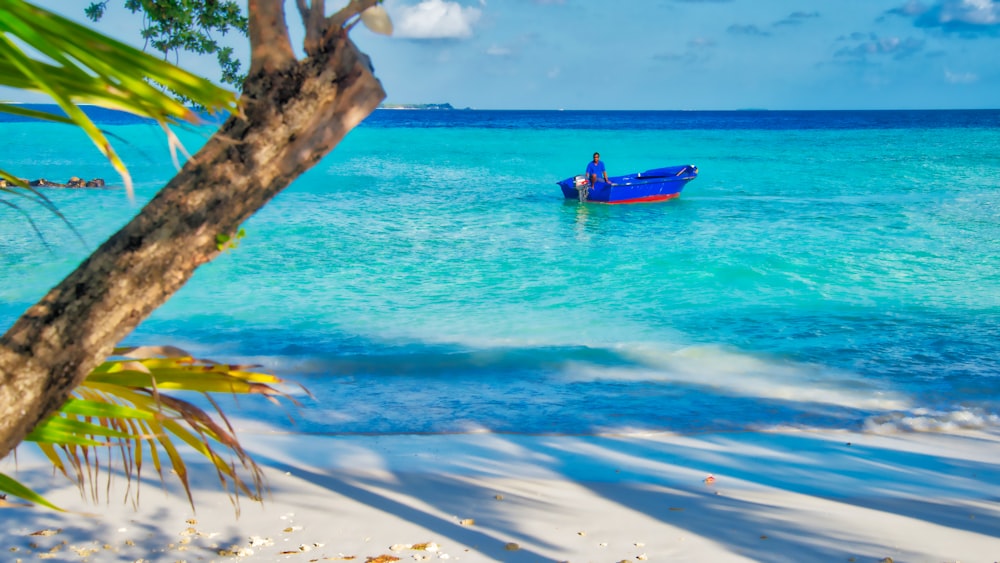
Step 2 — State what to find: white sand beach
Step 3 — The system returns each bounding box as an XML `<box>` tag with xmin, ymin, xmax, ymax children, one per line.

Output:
<box><xmin>3</xmin><ymin>428</ymin><xmax>1000</xmax><ymax>562</ymax></box>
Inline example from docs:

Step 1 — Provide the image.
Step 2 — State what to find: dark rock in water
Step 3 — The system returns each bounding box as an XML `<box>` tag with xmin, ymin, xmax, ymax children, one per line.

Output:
<box><xmin>29</xmin><ymin>178</ymin><xmax>64</xmax><ymax>187</ymax></box>
<box><xmin>1</xmin><ymin>177</ymin><xmax>108</xmax><ymax>189</ymax></box>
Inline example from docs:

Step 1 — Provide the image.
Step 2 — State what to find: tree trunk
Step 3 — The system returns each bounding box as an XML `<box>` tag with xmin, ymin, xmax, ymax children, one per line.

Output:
<box><xmin>0</xmin><ymin>32</ymin><xmax>385</xmax><ymax>460</ymax></box>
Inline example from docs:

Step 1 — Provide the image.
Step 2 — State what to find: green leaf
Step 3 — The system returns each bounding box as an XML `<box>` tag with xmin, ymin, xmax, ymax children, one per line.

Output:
<box><xmin>0</xmin><ymin>472</ymin><xmax>63</xmax><ymax>511</ymax></box>
<box><xmin>27</xmin><ymin>416</ymin><xmax>133</xmax><ymax>444</ymax></box>
<box><xmin>59</xmin><ymin>397</ymin><xmax>158</xmax><ymax>421</ymax></box>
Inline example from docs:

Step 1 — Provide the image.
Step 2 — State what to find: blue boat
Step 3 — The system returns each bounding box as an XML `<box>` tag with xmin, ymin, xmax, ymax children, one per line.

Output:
<box><xmin>557</xmin><ymin>164</ymin><xmax>698</xmax><ymax>204</ymax></box>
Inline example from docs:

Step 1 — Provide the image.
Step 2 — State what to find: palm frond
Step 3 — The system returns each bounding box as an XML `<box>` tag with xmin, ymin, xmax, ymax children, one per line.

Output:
<box><xmin>3</xmin><ymin>345</ymin><xmax>300</xmax><ymax>513</ymax></box>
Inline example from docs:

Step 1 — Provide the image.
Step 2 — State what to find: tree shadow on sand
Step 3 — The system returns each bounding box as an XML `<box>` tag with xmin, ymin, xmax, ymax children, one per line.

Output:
<box><xmin>247</xmin><ymin>428</ymin><xmax>1000</xmax><ymax>562</ymax></box>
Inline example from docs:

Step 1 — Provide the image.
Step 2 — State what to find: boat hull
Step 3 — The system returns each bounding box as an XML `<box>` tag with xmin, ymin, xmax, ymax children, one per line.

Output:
<box><xmin>557</xmin><ymin>164</ymin><xmax>698</xmax><ymax>204</ymax></box>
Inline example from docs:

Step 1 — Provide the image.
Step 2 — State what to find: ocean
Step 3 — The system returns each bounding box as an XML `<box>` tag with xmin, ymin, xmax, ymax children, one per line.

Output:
<box><xmin>2</xmin><ymin>108</ymin><xmax>999</xmax><ymax>436</ymax></box>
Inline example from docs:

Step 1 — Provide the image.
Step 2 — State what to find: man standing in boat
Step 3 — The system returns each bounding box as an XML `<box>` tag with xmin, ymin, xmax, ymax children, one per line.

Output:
<box><xmin>586</xmin><ymin>152</ymin><xmax>610</xmax><ymax>185</ymax></box>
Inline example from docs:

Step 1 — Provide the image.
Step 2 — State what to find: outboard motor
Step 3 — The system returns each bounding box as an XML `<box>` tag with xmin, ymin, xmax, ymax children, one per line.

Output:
<box><xmin>573</xmin><ymin>175</ymin><xmax>589</xmax><ymax>202</ymax></box>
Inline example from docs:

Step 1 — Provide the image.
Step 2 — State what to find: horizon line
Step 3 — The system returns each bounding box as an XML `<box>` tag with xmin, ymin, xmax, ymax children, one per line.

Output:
<box><xmin>4</xmin><ymin>102</ymin><xmax>999</xmax><ymax>113</ymax></box>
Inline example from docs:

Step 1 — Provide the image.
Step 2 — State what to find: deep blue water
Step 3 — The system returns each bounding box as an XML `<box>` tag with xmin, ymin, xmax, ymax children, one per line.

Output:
<box><xmin>362</xmin><ymin>109</ymin><xmax>1000</xmax><ymax>130</ymax></box>
<box><xmin>2</xmin><ymin>107</ymin><xmax>999</xmax><ymax>436</ymax></box>
<box><xmin>6</xmin><ymin>104</ymin><xmax>1000</xmax><ymax>130</ymax></box>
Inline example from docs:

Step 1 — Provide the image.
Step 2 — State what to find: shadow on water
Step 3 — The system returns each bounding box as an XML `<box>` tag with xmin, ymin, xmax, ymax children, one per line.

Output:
<box><xmin>126</xmin><ymin>317</ymin><xmax>1000</xmax><ymax>443</ymax></box>
<box><xmin>142</xmin><ymin>321</ymin><xmax>921</xmax><ymax>436</ymax></box>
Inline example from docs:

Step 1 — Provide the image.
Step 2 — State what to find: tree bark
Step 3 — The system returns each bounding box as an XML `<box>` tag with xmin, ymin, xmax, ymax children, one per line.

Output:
<box><xmin>248</xmin><ymin>0</ymin><xmax>295</xmax><ymax>75</ymax></box>
<box><xmin>0</xmin><ymin>30</ymin><xmax>385</xmax><ymax>460</ymax></box>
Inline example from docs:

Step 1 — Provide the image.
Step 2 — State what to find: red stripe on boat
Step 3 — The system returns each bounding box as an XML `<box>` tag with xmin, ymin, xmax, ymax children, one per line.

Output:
<box><xmin>597</xmin><ymin>193</ymin><xmax>682</xmax><ymax>205</ymax></box>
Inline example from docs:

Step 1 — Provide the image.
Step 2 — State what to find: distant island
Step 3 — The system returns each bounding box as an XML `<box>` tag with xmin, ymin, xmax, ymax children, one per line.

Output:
<box><xmin>379</xmin><ymin>103</ymin><xmax>457</xmax><ymax>110</ymax></box>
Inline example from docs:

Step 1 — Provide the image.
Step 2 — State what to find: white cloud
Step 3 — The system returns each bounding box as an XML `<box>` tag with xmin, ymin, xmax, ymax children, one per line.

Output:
<box><xmin>945</xmin><ymin>68</ymin><xmax>979</xmax><ymax>83</ymax></box>
<box><xmin>391</xmin><ymin>0</ymin><xmax>482</xmax><ymax>39</ymax></box>
<box><xmin>939</xmin><ymin>0</ymin><xmax>1000</xmax><ymax>25</ymax></box>
<box><xmin>910</xmin><ymin>0</ymin><xmax>1000</xmax><ymax>32</ymax></box>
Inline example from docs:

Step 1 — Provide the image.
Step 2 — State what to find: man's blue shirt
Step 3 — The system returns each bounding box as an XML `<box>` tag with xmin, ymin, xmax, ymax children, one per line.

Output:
<box><xmin>586</xmin><ymin>160</ymin><xmax>605</xmax><ymax>178</ymax></box>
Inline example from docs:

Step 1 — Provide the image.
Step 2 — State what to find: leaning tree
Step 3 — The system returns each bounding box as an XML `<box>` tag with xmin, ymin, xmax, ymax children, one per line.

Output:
<box><xmin>0</xmin><ymin>0</ymin><xmax>388</xmax><ymax>471</ymax></box>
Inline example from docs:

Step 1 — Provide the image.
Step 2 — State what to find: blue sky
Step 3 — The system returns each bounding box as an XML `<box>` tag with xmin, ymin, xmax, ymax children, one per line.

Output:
<box><xmin>21</xmin><ymin>0</ymin><xmax>1000</xmax><ymax>110</ymax></box>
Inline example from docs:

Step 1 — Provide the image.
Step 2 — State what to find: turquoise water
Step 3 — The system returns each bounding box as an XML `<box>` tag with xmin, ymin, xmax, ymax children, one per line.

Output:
<box><xmin>2</xmin><ymin>109</ymin><xmax>999</xmax><ymax>435</ymax></box>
